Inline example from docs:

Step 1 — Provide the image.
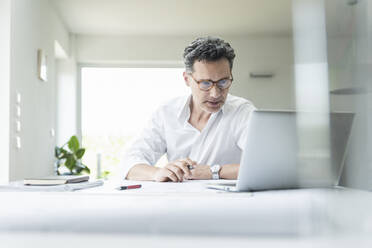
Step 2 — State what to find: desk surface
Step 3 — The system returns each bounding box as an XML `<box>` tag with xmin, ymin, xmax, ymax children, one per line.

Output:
<box><xmin>1</xmin><ymin>180</ymin><xmax>372</xmax><ymax>247</ymax></box>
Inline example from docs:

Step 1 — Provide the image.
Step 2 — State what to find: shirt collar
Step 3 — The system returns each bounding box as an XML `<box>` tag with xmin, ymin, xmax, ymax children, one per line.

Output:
<box><xmin>177</xmin><ymin>94</ymin><xmax>230</xmax><ymax>122</ymax></box>
<box><xmin>221</xmin><ymin>94</ymin><xmax>230</xmax><ymax>114</ymax></box>
<box><xmin>177</xmin><ymin>94</ymin><xmax>192</xmax><ymax>121</ymax></box>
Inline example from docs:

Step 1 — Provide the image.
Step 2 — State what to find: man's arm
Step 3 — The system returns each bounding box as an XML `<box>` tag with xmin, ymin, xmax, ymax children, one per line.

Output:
<box><xmin>126</xmin><ymin>158</ymin><xmax>197</xmax><ymax>182</ymax></box>
<box><xmin>219</xmin><ymin>164</ymin><xmax>240</xmax><ymax>179</ymax></box>
<box><xmin>121</xmin><ymin>106</ymin><xmax>168</xmax><ymax>180</ymax></box>
<box><xmin>189</xmin><ymin>164</ymin><xmax>239</xmax><ymax>180</ymax></box>
<box><xmin>126</xmin><ymin>164</ymin><xmax>159</xmax><ymax>181</ymax></box>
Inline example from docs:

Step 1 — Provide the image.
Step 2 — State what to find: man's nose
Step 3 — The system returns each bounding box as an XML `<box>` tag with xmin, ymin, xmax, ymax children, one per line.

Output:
<box><xmin>209</xmin><ymin>84</ymin><xmax>221</xmax><ymax>98</ymax></box>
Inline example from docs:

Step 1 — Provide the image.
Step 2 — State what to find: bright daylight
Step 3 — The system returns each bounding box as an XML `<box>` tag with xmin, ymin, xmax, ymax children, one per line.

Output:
<box><xmin>81</xmin><ymin>67</ymin><xmax>188</xmax><ymax>179</ymax></box>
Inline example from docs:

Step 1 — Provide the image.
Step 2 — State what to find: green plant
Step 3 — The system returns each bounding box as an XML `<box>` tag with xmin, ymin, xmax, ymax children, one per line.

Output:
<box><xmin>99</xmin><ymin>170</ymin><xmax>111</xmax><ymax>179</ymax></box>
<box><xmin>54</xmin><ymin>135</ymin><xmax>90</xmax><ymax>175</ymax></box>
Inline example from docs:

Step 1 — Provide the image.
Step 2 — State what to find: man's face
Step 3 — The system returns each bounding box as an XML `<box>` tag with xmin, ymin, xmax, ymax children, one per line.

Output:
<box><xmin>184</xmin><ymin>58</ymin><xmax>232</xmax><ymax>114</ymax></box>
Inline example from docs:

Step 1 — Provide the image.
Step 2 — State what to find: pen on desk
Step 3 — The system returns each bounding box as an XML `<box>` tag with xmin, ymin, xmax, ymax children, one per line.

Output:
<box><xmin>117</xmin><ymin>184</ymin><xmax>142</xmax><ymax>190</ymax></box>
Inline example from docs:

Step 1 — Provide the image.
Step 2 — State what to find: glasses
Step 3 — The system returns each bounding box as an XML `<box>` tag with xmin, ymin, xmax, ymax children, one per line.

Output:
<box><xmin>189</xmin><ymin>74</ymin><xmax>233</xmax><ymax>91</ymax></box>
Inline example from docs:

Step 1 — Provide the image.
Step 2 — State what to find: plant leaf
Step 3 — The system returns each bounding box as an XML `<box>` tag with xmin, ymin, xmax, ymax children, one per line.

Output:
<box><xmin>59</xmin><ymin>148</ymin><xmax>69</xmax><ymax>159</ymax></box>
<box><xmin>55</xmin><ymin>146</ymin><xmax>61</xmax><ymax>157</ymax></box>
<box><xmin>60</xmin><ymin>148</ymin><xmax>68</xmax><ymax>154</ymax></box>
<box><xmin>75</xmin><ymin>148</ymin><xmax>85</xmax><ymax>159</ymax></box>
<box><xmin>82</xmin><ymin>167</ymin><xmax>90</xmax><ymax>174</ymax></box>
<box><xmin>65</xmin><ymin>154</ymin><xmax>75</xmax><ymax>170</ymax></box>
<box><xmin>75</xmin><ymin>167</ymin><xmax>83</xmax><ymax>174</ymax></box>
<box><xmin>101</xmin><ymin>170</ymin><xmax>110</xmax><ymax>178</ymax></box>
<box><xmin>75</xmin><ymin>161</ymin><xmax>84</xmax><ymax>169</ymax></box>
<box><xmin>68</xmin><ymin>135</ymin><xmax>79</xmax><ymax>153</ymax></box>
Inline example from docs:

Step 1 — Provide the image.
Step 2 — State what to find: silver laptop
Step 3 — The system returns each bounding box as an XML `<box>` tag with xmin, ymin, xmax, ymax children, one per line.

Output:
<box><xmin>207</xmin><ymin>110</ymin><xmax>354</xmax><ymax>192</ymax></box>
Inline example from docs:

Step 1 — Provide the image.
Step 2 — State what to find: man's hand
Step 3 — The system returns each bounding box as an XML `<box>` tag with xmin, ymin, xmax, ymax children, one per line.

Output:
<box><xmin>188</xmin><ymin>165</ymin><xmax>213</xmax><ymax>180</ymax></box>
<box><xmin>153</xmin><ymin>158</ymin><xmax>197</xmax><ymax>182</ymax></box>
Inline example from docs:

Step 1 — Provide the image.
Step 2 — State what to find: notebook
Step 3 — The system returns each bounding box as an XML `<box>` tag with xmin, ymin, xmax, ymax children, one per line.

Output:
<box><xmin>23</xmin><ymin>175</ymin><xmax>89</xmax><ymax>185</ymax></box>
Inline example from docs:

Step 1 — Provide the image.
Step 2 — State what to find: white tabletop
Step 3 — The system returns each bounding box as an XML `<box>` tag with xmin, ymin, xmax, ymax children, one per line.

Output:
<box><xmin>1</xmin><ymin>180</ymin><xmax>371</xmax><ymax>247</ymax></box>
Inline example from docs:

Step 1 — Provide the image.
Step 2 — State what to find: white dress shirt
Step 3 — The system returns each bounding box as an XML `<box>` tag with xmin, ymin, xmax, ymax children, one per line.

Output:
<box><xmin>121</xmin><ymin>94</ymin><xmax>256</xmax><ymax>178</ymax></box>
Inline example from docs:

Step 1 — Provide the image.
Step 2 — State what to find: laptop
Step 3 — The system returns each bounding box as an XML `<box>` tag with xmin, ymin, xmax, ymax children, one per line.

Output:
<box><xmin>207</xmin><ymin>110</ymin><xmax>354</xmax><ymax>192</ymax></box>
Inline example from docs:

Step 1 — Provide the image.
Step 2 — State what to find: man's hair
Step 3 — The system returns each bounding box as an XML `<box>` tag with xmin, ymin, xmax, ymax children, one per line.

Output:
<box><xmin>183</xmin><ymin>36</ymin><xmax>236</xmax><ymax>73</ymax></box>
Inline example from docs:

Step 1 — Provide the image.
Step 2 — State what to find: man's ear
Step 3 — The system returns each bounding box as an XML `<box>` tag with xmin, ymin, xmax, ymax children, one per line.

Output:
<box><xmin>183</xmin><ymin>71</ymin><xmax>190</xmax><ymax>87</ymax></box>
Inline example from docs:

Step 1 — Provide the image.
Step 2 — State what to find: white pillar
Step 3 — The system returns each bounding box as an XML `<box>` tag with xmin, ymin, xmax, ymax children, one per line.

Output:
<box><xmin>0</xmin><ymin>0</ymin><xmax>11</xmax><ymax>183</ymax></box>
<box><xmin>292</xmin><ymin>0</ymin><xmax>331</xmax><ymax>185</ymax></box>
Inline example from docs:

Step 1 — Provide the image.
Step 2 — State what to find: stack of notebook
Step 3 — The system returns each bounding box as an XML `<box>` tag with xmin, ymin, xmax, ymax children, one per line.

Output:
<box><xmin>23</xmin><ymin>175</ymin><xmax>89</xmax><ymax>186</ymax></box>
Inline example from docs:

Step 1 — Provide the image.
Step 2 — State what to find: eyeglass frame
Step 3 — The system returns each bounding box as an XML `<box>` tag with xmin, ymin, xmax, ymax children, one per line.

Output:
<box><xmin>188</xmin><ymin>73</ymin><xmax>234</xmax><ymax>91</ymax></box>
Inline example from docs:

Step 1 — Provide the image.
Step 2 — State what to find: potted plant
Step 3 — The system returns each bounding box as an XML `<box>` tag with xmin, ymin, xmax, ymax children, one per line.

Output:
<box><xmin>54</xmin><ymin>135</ymin><xmax>90</xmax><ymax>175</ymax></box>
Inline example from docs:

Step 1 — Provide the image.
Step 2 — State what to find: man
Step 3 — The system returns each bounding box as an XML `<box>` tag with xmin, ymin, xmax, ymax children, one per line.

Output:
<box><xmin>123</xmin><ymin>37</ymin><xmax>255</xmax><ymax>182</ymax></box>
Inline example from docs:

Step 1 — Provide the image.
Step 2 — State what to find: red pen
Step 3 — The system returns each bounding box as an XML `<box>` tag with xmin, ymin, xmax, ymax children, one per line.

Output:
<box><xmin>117</xmin><ymin>184</ymin><xmax>142</xmax><ymax>190</ymax></box>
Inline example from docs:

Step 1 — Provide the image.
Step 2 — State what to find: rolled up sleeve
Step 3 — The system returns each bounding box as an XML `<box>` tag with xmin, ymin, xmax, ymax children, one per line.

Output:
<box><xmin>120</xmin><ymin>108</ymin><xmax>167</xmax><ymax>179</ymax></box>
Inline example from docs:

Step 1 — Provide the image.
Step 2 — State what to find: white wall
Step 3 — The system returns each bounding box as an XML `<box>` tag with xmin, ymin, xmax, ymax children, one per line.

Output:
<box><xmin>76</xmin><ymin>34</ymin><xmax>296</xmax><ymax>110</ymax></box>
<box><xmin>0</xmin><ymin>0</ymin><xmax>11</xmax><ymax>183</ymax></box>
<box><xmin>229</xmin><ymin>36</ymin><xmax>295</xmax><ymax>110</ymax></box>
<box><xmin>76</xmin><ymin>33</ymin><xmax>364</xmax><ymax>112</ymax></box>
<box><xmin>56</xmin><ymin>34</ymin><xmax>78</xmax><ymax>147</ymax></box>
<box><xmin>8</xmin><ymin>0</ymin><xmax>71</xmax><ymax>180</ymax></box>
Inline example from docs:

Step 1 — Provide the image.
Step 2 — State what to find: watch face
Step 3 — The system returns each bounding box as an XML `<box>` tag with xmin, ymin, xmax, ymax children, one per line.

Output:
<box><xmin>212</xmin><ymin>165</ymin><xmax>220</xmax><ymax>173</ymax></box>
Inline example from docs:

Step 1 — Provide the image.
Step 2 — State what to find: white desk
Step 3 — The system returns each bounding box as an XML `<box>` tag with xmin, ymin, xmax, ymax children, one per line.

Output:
<box><xmin>1</xmin><ymin>180</ymin><xmax>372</xmax><ymax>247</ymax></box>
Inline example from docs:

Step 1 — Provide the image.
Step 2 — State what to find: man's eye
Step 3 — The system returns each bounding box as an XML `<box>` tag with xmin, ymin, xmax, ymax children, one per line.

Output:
<box><xmin>200</xmin><ymin>81</ymin><xmax>212</xmax><ymax>87</ymax></box>
<box><xmin>217</xmin><ymin>79</ymin><xmax>228</xmax><ymax>86</ymax></box>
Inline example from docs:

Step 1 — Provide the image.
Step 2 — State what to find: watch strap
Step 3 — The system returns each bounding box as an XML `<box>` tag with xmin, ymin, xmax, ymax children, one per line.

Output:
<box><xmin>211</xmin><ymin>164</ymin><xmax>221</xmax><ymax>180</ymax></box>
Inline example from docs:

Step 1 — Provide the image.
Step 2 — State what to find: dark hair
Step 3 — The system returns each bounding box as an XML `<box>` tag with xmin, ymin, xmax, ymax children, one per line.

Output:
<box><xmin>183</xmin><ymin>36</ymin><xmax>236</xmax><ymax>73</ymax></box>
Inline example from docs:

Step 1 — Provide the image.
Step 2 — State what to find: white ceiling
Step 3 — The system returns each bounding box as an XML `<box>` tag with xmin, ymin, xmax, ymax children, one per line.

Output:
<box><xmin>50</xmin><ymin>0</ymin><xmax>352</xmax><ymax>36</ymax></box>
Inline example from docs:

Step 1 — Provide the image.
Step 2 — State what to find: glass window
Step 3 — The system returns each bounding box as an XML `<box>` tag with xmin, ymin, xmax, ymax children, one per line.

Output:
<box><xmin>81</xmin><ymin>67</ymin><xmax>188</xmax><ymax>179</ymax></box>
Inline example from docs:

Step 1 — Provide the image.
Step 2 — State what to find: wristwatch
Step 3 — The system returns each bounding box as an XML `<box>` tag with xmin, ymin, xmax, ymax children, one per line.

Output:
<box><xmin>211</xmin><ymin>164</ymin><xmax>221</xmax><ymax>180</ymax></box>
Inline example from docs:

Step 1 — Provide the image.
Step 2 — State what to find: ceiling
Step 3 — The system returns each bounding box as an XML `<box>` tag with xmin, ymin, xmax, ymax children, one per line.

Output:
<box><xmin>50</xmin><ymin>0</ymin><xmax>353</xmax><ymax>36</ymax></box>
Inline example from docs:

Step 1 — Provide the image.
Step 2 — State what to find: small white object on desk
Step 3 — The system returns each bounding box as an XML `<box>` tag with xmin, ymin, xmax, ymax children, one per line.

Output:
<box><xmin>0</xmin><ymin>180</ymin><xmax>104</xmax><ymax>192</ymax></box>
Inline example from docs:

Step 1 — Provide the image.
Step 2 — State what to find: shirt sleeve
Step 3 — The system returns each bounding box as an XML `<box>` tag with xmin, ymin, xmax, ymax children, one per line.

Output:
<box><xmin>234</xmin><ymin>103</ymin><xmax>257</xmax><ymax>150</ymax></box>
<box><xmin>120</xmin><ymin>107</ymin><xmax>167</xmax><ymax>179</ymax></box>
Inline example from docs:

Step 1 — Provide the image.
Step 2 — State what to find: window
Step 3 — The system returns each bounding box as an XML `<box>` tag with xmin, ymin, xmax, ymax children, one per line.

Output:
<box><xmin>81</xmin><ymin>67</ymin><xmax>188</xmax><ymax>179</ymax></box>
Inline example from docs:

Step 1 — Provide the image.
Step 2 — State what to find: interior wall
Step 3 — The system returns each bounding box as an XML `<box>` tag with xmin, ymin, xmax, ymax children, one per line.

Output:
<box><xmin>76</xmin><ymin>34</ymin><xmax>356</xmax><ymax>111</ymax></box>
<box><xmin>230</xmin><ymin>36</ymin><xmax>295</xmax><ymax>110</ymax></box>
<box><xmin>328</xmin><ymin>36</ymin><xmax>356</xmax><ymax>112</ymax></box>
<box><xmin>0</xmin><ymin>0</ymin><xmax>11</xmax><ymax>183</ymax></box>
<box><xmin>76</xmin><ymin>34</ymin><xmax>296</xmax><ymax>110</ymax></box>
<box><xmin>9</xmin><ymin>0</ymin><xmax>70</xmax><ymax>180</ymax></box>
<box><xmin>56</xmin><ymin>34</ymin><xmax>78</xmax><ymax>147</ymax></box>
